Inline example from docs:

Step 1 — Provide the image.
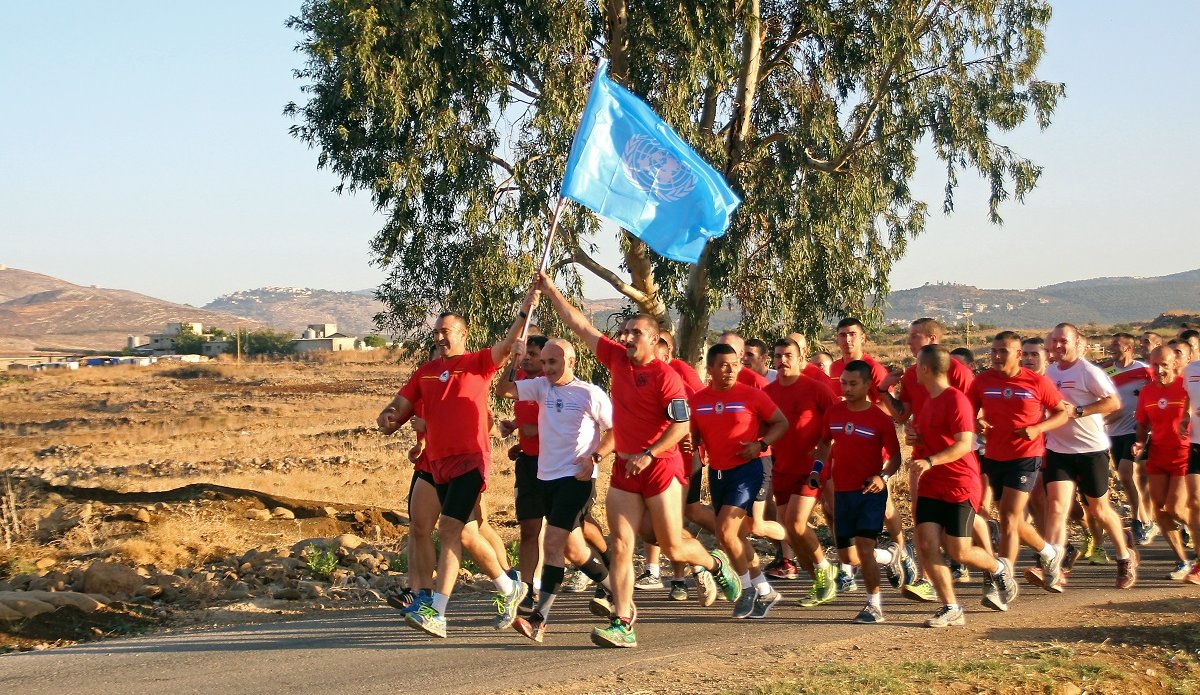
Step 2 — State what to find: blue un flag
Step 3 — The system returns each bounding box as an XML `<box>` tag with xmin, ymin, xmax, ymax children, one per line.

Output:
<box><xmin>561</xmin><ymin>61</ymin><xmax>741</xmax><ymax>264</ymax></box>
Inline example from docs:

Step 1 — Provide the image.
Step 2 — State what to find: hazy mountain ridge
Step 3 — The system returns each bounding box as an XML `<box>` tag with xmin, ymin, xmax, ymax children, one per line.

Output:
<box><xmin>204</xmin><ymin>287</ymin><xmax>385</xmax><ymax>337</ymax></box>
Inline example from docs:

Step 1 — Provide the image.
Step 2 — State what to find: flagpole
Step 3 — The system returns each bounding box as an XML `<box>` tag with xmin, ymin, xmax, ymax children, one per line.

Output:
<box><xmin>517</xmin><ymin>195</ymin><xmax>566</xmax><ymax>342</ymax></box>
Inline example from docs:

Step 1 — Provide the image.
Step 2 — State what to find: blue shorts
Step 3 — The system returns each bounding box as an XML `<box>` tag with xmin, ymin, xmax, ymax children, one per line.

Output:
<box><xmin>710</xmin><ymin>458</ymin><xmax>766</xmax><ymax>512</ymax></box>
<box><xmin>834</xmin><ymin>489</ymin><xmax>888</xmax><ymax>545</ymax></box>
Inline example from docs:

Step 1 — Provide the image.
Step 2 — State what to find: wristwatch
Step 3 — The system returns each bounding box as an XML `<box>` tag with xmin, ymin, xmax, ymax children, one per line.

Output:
<box><xmin>641</xmin><ymin>448</ymin><xmax>655</xmax><ymax>460</ymax></box>
<box><xmin>1074</xmin><ymin>405</ymin><xmax>1085</xmax><ymax>418</ymax></box>
<box><xmin>757</xmin><ymin>439</ymin><xmax>768</xmax><ymax>452</ymax></box>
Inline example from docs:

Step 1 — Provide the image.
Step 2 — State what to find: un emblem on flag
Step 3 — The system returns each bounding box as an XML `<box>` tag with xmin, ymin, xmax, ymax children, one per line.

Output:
<box><xmin>622</xmin><ymin>135</ymin><xmax>697</xmax><ymax>202</ymax></box>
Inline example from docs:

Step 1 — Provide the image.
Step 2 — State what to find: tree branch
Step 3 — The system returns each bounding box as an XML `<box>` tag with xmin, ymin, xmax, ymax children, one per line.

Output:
<box><xmin>570</xmin><ymin>243</ymin><xmax>651</xmax><ymax>307</ymax></box>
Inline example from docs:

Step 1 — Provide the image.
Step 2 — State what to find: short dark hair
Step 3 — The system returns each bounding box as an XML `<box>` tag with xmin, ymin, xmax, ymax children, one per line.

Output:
<box><xmin>950</xmin><ymin>347</ymin><xmax>976</xmax><ymax>364</ymax></box>
<box><xmin>526</xmin><ymin>335</ymin><xmax>549</xmax><ymax>350</ymax></box>
<box><xmin>774</xmin><ymin>338</ymin><xmax>800</xmax><ymax>352</ymax></box>
<box><xmin>745</xmin><ymin>338</ymin><xmax>769</xmax><ymax>354</ymax></box>
<box><xmin>437</xmin><ymin>311</ymin><xmax>468</xmax><ymax>327</ymax></box>
<box><xmin>842</xmin><ymin>359</ymin><xmax>873</xmax><ymax>382</ymax></box>
<box><xmin>812</xmin><ymin>350</ymin><xmax>833</xmax><ymax>360</ymax></box>
<box><xmin>1181</xmin><ymin>329</ymin><xmax>1200</xmax><ymax>342</ymax></box>
<box><xmin>911</xmin><ymin>318</ymin><xmax>945</xmax><ymax>340</ymax></box>
<box><xmin>836</xmin><ymin>318</ymin><xmax>866</xmax><ymax>332</ymax></box>
<box><xmin>706</xmin><ymin>342</ymin><xmax>738</xmax><ymax>365</ymax></box>
<box><xmin>918</xmin><ymin>344</ymin><xmax>952</xmax><ymax>376</ymax></box>
<box><xmin>994</xmin><ymin>331</ymin><xmax>1021</xmax><ymax>344</ymax></box>
<box><xmin>1021</xmin><ymin>336</ymin><xmax>1045</xmax><ymax>348</ymax></box>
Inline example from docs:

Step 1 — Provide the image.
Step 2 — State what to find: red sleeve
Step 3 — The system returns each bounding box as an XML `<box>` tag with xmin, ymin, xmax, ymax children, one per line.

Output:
<box><xmin>967</xmin><ymin>377</ymin><xmax>982</xmax><ymax>411</ymax></box>
<box><xmin>870</xmin><ymin>361</ymin><xmax>889</xmax><ymax>389</ymax></box>
<box><xmin>659</xmin><ymin>364</ymin><xmax>686</xmax><ymax>406</ymax></box>
<box><xmin>950</xmin><ymin>358</ymin><xmax>974</xmax><ymax>393</ymax></box>
<box><xmin>880</xmin><ymin>410</ymin><xmax>902</xmax><ymax>466</ymax></box>
<box><xmin>950</xmin><ymin>391</ymin><xmax>974</xmax><ymax>435</ymax></box>
<box><xmin>751</xmin><ymin>388</ymin><xmax>778</xmax><ymax>420</ymax></box>
<box><xmin>596</xmin><ymin>335</ymin><xmax>623</xmax><ymax>370</ymax></box>
<box><xmin>397</xmin><ymin>365</ymin><xmax>424</xmax><ymax>405</ymax></box>
<box><xmin>470</xmin><ymin>348</ymin><xmax>500</xmax><ymax>376</ymax></box>
<box><xmin>1038</xmin><ymin>375</ymin><xmax>1063</xmax><ymax>410</ymax></box>
<box><xmin>898</xmin><ymin>369</ymin><xmax>915</xmax><ymax>406</ymax></box>
<box><xmin>1135</xmin><ymin>390</ymin><xmax>1149</xmax><ymax>426</ymax></box>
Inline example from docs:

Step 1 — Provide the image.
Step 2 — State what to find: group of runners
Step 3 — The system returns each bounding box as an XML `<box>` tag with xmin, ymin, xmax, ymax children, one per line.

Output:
<box><xmin>377</xmin><ymin>273</ymin><xmax>1200</xmax><ymax>647</ymax></box>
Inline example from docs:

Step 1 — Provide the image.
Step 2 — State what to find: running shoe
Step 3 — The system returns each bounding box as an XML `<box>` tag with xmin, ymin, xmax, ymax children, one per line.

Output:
<box><xmin>987</xmin><ymin>519</ymin><xmax>1001</xmax><ymax>552</ymax></box>
<box><xmin>405</xmin><ymin>603</ymin><xmax>447</xmax><ymax>638</ymax></box>
<box><xmin>1144</xmin><ymin>521</ymin><xmax>1160</xmax><ymax>545</ymax></box>
<box><xmin>1042</xmin><ymin>544</ymin><xmax>1066</xmax><ymax>593</ymax></box>
<box><xmin>591</xmin><ymin>616</ymin><xmax>637</xmax><ymax>648</ymax></box>
<box><xmin>401</xmin><ymin>589</ymin><xmax>432</xmax><ymax>616</ymax></box>
<box><xmin>765</xmin><ymin>557</ymin><xmax>800</xmax><ymax>580</ymax></box>
<box><xmin>1062</xmin><ymin>543</ymin><xmax>1080</xmax><ymax>572</ymax></box>
<box><xmin>1024</xmin><ymin>566</ymin><xmax>1045</xmax><ymax>589</ymax></box>
<box><xmin>710</xmin><ymin>550</ymin><xmax>742</xmax><ymax>602</ymax></box>
<box><xmin>1181</xmin><ymin>524</ymin><xmax>1192</xmax><ymax>549</ymax></box>
<box><xmin>902</xmin><ymin>579</ymin><xmax>938</xmax><ymax>603</ymax></box>
<box><xmin>1115</xmin><ymin>535</ymin><xmax>1138</xmax><ymax>591</ymax></box>
<box><xmin>853</xmin><ymin>603</ymin><xmax>885</xmax><ymax>624</ymax></box>
<box><xmin>951</xmin><ymin>563</ymin><xmax>971</xmax><ymax>584</ymax></box>
<box><xmin>669</xmin><ymin>580</ymin><xmax>689</xmax><ymax>601</ymax></box>
<box><xmin>799</xmin><ymin>565</ymin><xmax>837</xmax><ymax>607</ymax></box>
<box><xmin>836</xmin><ymin>567</ymin><xmax>858</xmax><ymax>593</ymax></box>
<box><xmin>1086</xmin><ymin>545</ymin><xmax>1111</xmax><ymax>565</ymax></box>
<box><xmin>493</xmin><ymin>581</ymin><xmax>528</xmax><ymax>630</ymax></box>
<box><xmin>517</xmin><ymin>587</ymin><xmax>537</xmax><ymax>616</ymax></box>
<box><xmin>731</xmin><ymin>588</ymin><xmax>756</xmax><ymax>618</ymax></box>
<box><xmin>1081</xmin><ymin>532</ymin><xmax>1096</xmax><ymax>559</ymax></box>
<box><xmin>1167</xmin><ymin>561</ymin><xmax>1193</xmax><ymax>581</ymax></box>
<box><xmin>883</xmin><ymin>542</ymin><xmax>905</xmax><ymax>589</ymax></box>
<box><xmin>748</xmin><ymin>590</ymin><xmax>781</xmax><ymax>619</ymax></box>
<box><xmin>900</xmin><ymin>544</ymin><xmax>920</xmax><ymax>587</ymax></box>
<box><xmin>1185</xmin><ymin>563</ymin><xmax>1200</xmax><ymax>585</ymax></box>
<box><xmin>981</xmin><ymin>572</ymin><xmax>1005</xmax><ymax>612</ymax></box>
<box><xmin>589</xmin><ymin>587</ymin><xmax>614</xmax><ymax>617</ymax></box>
<box><xmin>925</xmin><ymin>605</ymin><xmax>965</xmax><ymax>628</ymax></box>
<box><xmin>1131</xmin><ymin>519</ymin><xmax>1147</xmax><ymax>546</ymax></box>
<box><xmin>634</xmin><ymin>569</ymin><xmax>663</xmax><ymax>590</ymax></box>
<box><xmin>563</xmin><ymin>569</ymin><xmax>592</xmax><ymax>593</ymax></box>
<box><xmin>384</xmin><ymin>586</ymin><xmax>416</xmax><ymax>611</ymax></box>
<box><xmin>696</xmin><ymin>568</ymin><xmax>718</xmax><ymax>607</ymax></box>
<box><xmin>995</xmin><ymin>558</ymin><xmax>1019</xmax><ymax>605</ymax></box>
<box><xmin>512</xmin><ymin>610</ymin><xmax>546</xmax><ymax>643</ymax></box>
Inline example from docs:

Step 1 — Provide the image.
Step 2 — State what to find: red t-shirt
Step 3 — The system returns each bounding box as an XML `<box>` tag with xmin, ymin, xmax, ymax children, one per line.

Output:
<box><xmin>803</xmin><ymin>363</ymin><xmax>839</xmax><ymax>398</ymax></box>
<box><xmin>968</xmin><ymin>368</ymin><xmax>1061</xmax><ymax>461</ymax></box>
<box><xmin>397</xmin><ymin>349</ymin><xmax>499</xmax><ymax>480</ymax></box>
<box><xmin>914</xmin><ymin>387</ymin><xmax>981</xmax><ymax>506</ymax></box>
<box><xmin>413</xmin><ymin>402</ymin><xmax>431</xmax><ymax>473</ymax></box>
<box><xmin>830</xmin><ymin>353</ymin><xmax>890</xmax><ymax>403</ymax></box>
<box><xmin>689</xmin><ymin>384</ymin><xmax>778</xmax><ymax>471</ymax></box>
<box><xmin>669</xmin><ymin>358</ymin><xmax>705</xmax><ymax>397</ymax></box>
<box><xmin>514</xmin><ymin>370</ymin><xmax>540</xmax><ymax>456</ymax></box>
<box><xmin>1136</xmin><ymin>379</ymin><xmax>1191</xmax><ymax>467</ymax></box>
<box><xmin>901</xmin><ymin>358</ymin><xmax>974</xmax><ymax>458</ymax></box>
<box><xmin>823</xmin><ymin>402</ymin><xmax>901</xmax><ymax>492</ymax></box>
<box><xmin>738</xmin><ymin>368</ymin><xmax>768</xmax><ymax>389</ymax></box>
<box><xmin>764</xmin><ymin>374</ymin><xmax>837</xmax><ymax>476</ymax></box>
<box><xmin>596</xmin><ymin>336</ymin><xmax>686</xmax><ymax>455</ymax></box>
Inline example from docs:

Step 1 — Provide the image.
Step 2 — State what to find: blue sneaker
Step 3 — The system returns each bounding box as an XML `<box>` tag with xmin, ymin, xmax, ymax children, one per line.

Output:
<box><xmin>900</xmin><ymin>544</ymin><xmax>919</xmax><ymax>586</ymax></box>
<box><xmin>836</xmin><ymin>567</ymin><xmax>859</xmax><ymax>593</ymax></box>
<box><xmin>401</xmin><ymin>589</ymin><xmax>432</xmax><ymax>616</ymax></box>
<box><xmin>405</xmin><ymin>603</ymin><xmax>447</xmax><ymax>638</ymax></box>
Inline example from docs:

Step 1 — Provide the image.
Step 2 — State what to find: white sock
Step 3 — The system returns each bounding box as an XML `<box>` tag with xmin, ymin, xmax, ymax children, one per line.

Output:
<box><xmin>646</xmin><ymin>563</ymin><xmax>660</xmax><ymax>577</ymax></box>
<box><xmin>690</xmin><ymin>564</ymin><xmax>706</xmax><ymax>575</ymax></box>
<box><xmin>754</xmin><ymin>574</ymin><xmax>773</xmax><ymax>596</ymax></box>
<box><xmin>493</xmin><ymin>572</ymin><xmax>515</xmax><ymax>595</ymax></box>
<box><xmin>874</xmin><ymin>547</ymin><xmax>894</xmax><ymax>564</ymax></box>
<box><xmin>1117</xmin><ymin>552</ymin><xmax>1130</xmax><ymax>561</ymax></box>
<box><xmin>751</xmin><ymin>572</ymin><xmax>768</xmax><ymax>587</ymax></box>
<box><xmin>739</xmin><ymin>572</ymin><xmax>752</xmax><ymax>589</ymax></box>
<box><xmin>532</xmin><ymin>577</ymin><xmax>541</xmax><ymax>592</ymax></box>
<box><xmin>946</xmin><ymin>603</ymin><xmax>961</xmax><ymax>612</ymax></box>
<box><xmin>1039</xmin><ymin>543</ymin><xmax>1056</xmax><ymax>562</ymax></box>
<box><xmin>867</xmin><ymin>592</ymin><xmax>882</xmax><ymax>608</ymax></box>
<box><xmin>816</xmin><ymin>559</ymin><xmax>830</xmax><ymax>571</ymax></box>
<box><xmin>992</xmin><ymin>559</ymin><xmax>1004</xmax><ymax>576</ymax></box>
<box><xmin>431</xmin><ymin>592</ymin><xmax>450</xmax><ymax>614</ymax></box>
<box><xmin>839</xmin><ymin>563</ymin><xmax>853</xmax><ymax>575</ymax></box>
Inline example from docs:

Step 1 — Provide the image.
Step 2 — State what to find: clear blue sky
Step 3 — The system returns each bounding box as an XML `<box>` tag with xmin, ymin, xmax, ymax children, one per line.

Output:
<box><xmin>1</xmin><ymin>2</ymin><xmax>1195</xmax><ymax>307</ymax></box>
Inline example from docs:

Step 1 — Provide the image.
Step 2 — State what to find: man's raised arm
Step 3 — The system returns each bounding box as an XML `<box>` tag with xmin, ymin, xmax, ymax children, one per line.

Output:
<box><xmin>491</xmin><ymin>286</ymin><xmax>540</xmax><ymax>367</ymax></box>
<box><xmin>536</xmin><ymin>271</ymin><xmax>602</xmax><ymax>352</ymax></box>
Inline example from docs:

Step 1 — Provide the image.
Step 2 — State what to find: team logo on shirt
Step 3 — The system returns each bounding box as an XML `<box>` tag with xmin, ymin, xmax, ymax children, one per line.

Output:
<box><xmin>1003</xmin><ymin>388</ymin><xmax>1013</xmax><ymax>399</ymax></box>
<box><xmin>1158</xmin><ymin>398</ymin><xmax>1169</xmax><ymax>410</ymax></box>
<box><xmin>635</xmin><ymin>373</ymin><xmax>649</xmax><ymax>387</ymax></box>
<box><xmin>983</xmin><ymin>388</ymin><xmax>1033</xmax><ymax>400</ymax></box>
<box><xmin>555</xmin><ymin>398</ymin><xmax>564</xmax><ymax>412</ymax></box>
<box><xmin>438</xmin><ymin>370</ymin><xmax>450</xmax><ymax>383</ymax></box>
<box><xmin>845</xmin><ymin>423</ymin><xmax>856</xmax><ymax>434</ymax></box>
<box><xmin>715</xmin><ymin>402</ymin><xmax>725</xmax><ymax>414</ymax></box>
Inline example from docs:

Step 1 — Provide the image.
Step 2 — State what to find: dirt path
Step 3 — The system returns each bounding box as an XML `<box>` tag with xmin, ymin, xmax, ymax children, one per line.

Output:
<box><xmin>2</xmin><ymin>544</ymin><xmax>1195</xmax><ymax>695</ymax></box>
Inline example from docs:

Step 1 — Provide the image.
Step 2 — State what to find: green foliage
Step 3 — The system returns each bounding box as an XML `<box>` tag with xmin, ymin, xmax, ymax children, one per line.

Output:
<box><xmin>243</xmin><ymin>329</ymin><xmax>296</xmax><ymax>357</ymax></box>
<box><xmin>305</xmin><ymin>543</ymin><xmax>339</xmax><ymax>579</ymax></box>
<box><xmin>287</xmin><ymin>0</ymin><xmax>1062</xmax><ymax>361</ymax></box>
<box><xmin>362</xmin><ymin>334</ymin><xmax>387</xmax><ymax>348</ymax></box>
<box><xmin>173</xmin><ymin>324</ymin><xmax>204</xmax><ymax>355</ymax></box>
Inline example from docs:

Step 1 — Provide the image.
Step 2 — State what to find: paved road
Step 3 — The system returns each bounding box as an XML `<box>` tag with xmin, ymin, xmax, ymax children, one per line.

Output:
<box><xmin>3</xmin><ymin>544</ymin><xmax>1194</xmax><ymax>695</ymax></box>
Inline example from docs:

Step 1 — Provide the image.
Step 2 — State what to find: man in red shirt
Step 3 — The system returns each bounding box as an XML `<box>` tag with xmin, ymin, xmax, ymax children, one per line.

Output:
<box><xmin>910</xmin><ymin>345</ymin><xmax>1009</xmax><ymax>628</ymax></box>
<box><xmin>377</xmin><ymin>292</ymin><xmax>536</xmax><ymax>639</ymax></box>
<box><xmin>720</xmin><ymin>331</ymin><xmax>769</xmax><ymax>389</ymax></box>
<box><xmin>764</xmin><ymin>337</ymin><xmax>840</xmax><ymax>606</ymax></box>
<box><xmin>1134</xmin><ymin>345</ymin><xmax>1195</xmax><ymax>580</ymax></box>
<box><xmin>690</xmin><ymin>343</ymin><xmax>789</xmax><ymax>618</ymax></box>
<box><xmin>812</xmin><ymin>360</ymin><xmax>902</xmax><ymax>623</ymax></box>
<box><xmin>969</xmin><ymin>331</ymin><xmax>1070</xmax><ymax>596</ymax></box>
<box><xmin>537</xmin><ymin>272</ymin><xmax>740</xmax><ymax>648</ymax></box>
<box><xmin>829</xmin><ymin>318</ymin><xmax>890</xmax><ymax>399</ymax></box>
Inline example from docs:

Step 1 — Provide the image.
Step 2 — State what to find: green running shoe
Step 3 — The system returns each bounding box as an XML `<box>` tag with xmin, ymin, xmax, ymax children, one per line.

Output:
<box><xmin>799</xmin><ymin>564</ymin><xmax>837</xmax><ymax>607</ymax></box>
<box><xmin>901</xmin><ymin>578</ymin><xmax>938</xmax><ymax>603</ymax></box>
<box><xmin>710</xmin><ymin>550</ymin><xmax>742</xmax><ymax>602</ymax></box>
<box><xmin>492</xmin><ymin>581</ymin><xmax>528</xmax><ymax>630</ymax></box>
<box><xmin>668</xmin><ymin>580</ymin><xmax>689</xmax><ymax>601</ymax></box>
<box><xmin>1086</xmin><ymin>545</ymin><xmax>1111</xmax><ymax>565</ymax></box>
<box><xmin>590</xmin><ymin>617</ymin><xmax>637</xmax><ymax>648</ymax></box>
<box><xmin>405</xmin><ymin>603</ymin><xmax>447</xmax><ymax>638</ymax></box>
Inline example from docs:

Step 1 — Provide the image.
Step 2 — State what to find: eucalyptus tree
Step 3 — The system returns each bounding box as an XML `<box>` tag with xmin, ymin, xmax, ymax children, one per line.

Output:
<box><xmin>286</xmin><ymin>0</ymin><xmax>1062</xmax><ymax>362</ymax></box>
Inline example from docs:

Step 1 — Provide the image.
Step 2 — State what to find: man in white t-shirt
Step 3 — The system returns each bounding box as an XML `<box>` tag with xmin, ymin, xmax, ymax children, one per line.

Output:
<box><xmin>498</xmin><ymin>338</ymin><xmax>617</xmax><ymax>642</ymax></box>
<box><xmin>1103</xmin><ymin>333</ymin><xmax>1156</xmax><ymax>545</ymax></box>
<box><xmin>1043</xmin><ymin>323</ymin><xmax>1137</xmax><ymax>590</ymax></box>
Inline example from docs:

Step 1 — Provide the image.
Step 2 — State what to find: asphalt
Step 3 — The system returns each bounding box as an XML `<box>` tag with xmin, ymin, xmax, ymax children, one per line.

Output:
<box><xmin>2</xmin><ymin>542</ymin><xmax>1195</xmax><ymax>695</ymax></box>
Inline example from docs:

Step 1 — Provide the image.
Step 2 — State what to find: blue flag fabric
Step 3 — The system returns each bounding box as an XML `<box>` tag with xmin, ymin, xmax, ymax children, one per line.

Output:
<box><xmin>561</xmin><ymin>61</ymin><xmax>741</xmax><ymax>264</ymax></box>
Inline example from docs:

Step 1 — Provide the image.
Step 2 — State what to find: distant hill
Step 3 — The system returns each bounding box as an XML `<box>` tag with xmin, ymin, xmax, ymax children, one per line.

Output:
<box><xmin>0</xmin><ymin>267</ymin><xmax>267</xmax><ymax>352</ymax></box>
<box><xmin>204</xmin><ymin>287</ymin><xmax>385</xmax><ymax>338</ymax></box>
<box><xmin>885</xmin><ymin>268</ymin><xmax>1200</xmax><ymax>328</ymax></box>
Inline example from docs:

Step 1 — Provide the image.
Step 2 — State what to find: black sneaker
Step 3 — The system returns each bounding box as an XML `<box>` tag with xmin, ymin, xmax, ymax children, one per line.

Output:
<box><xmin>385</xmin><ymin>586</ymin><xmax>416</xmax><ymax>611</ymax></box>
<box><xmin>589</xmin><ymin>587</ymin><xmax>614</xmax><ymax>617</ymax></box>
<box><xmin>517</xmin><ymin>587</ymin><xmax>538</xmax><ymax>616</ymax></box>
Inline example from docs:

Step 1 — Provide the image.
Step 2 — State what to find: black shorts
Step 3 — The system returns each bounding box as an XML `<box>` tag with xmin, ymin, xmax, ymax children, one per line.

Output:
<box><xmin>915</xmin><ymin>496</ymin><xmax>975</xmax><ymax>537</ymax></box>
<box><xmin>514</xmin><ymin>453</ymin><xmax>544</xmax><ymax>521</ymax></box>
<box><xmin>408</xmin><ymin>469</ymin><xmax>435</xmax><ymax>506</ymax></box>
<box><xmin>1044</xmin><ymin>449</ymin><xmax>1110</xmax><ymax>499</ymax></box>
<box><xmin>1190</xmin><ymin>444</ymin><xmax>1200</xmax><ymax>476</ymax></box>
<box><xmin>980</xmin><ymin>456</ymin><xmax>1041</xmax><ymax>495</ymax></box>
<box><xmin>710</xmin><ymin>458</ymin><xmax>766</xmax><ymax>512</ymax></box>
<box><xmin>686</xmin><ymin>462</ymin><xmax>704</xmax><ymax>505</ymax></box>
<box><xmin>757</xmin><ymin>456</ymin><xmax>773</xmax><ymax>504</ymax></box>
<box><xmin>834</xmin><ymin>489</ymin><xmax>887</xmax><ymax>547</ymax></box>
<box><xmin>1110</xmin><ymin>433</ymin><xmax>1137</xmax><ymax>465</ymax></box>
<box><xmin>540</xmin><ymin>476</ymin><xmax>596</xmax><ymax>531</ymax></box>
<box><xmin>434</xmin><ymin>468</ymin><xmax>484</xmax><ymax>523</ymax></box>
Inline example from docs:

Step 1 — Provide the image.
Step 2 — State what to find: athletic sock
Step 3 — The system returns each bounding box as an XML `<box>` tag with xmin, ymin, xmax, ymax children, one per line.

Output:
<box><xmin>946</xmin><ymin>603</ymin><xmax>961</xmax><ymax>612</ymax></box>
<box><xmin>839</xmin><ymin>563</ymin><xmax>853</xmax><ymax>576</ymax></box>
<box><xmin>599</xmin><ymin>550</ymin><xmax>611</xmax><ymax>567</ymax></box>
<box><xmin>532</xmin><ymin>577</ymin><xmax>541</xmax><ymax>592</ymax></box>
<box><xmin>645</xmin><ymin>563</ymin><xmax>660</xmax><ymax>578</ymax></box>
<box><xmin>690</xmin><ymin>564</ymin><xmax>706</xmax><ymax>575</ymax></box>
<box><xmin>579</xmin><ymin>549</ymin><xmax>611</xmax><ymax>586</ymax></box>
<box><xmin>431</xmin><ymin>592</ymin><xmax>449</xmax><ymax>615</ymax></box>
<box><xmin>739</xmin><ymin>572</ymin><xmax>752</xmax><ymax>590</ymax></box>
<box><xmin>816</xmin><ymin>559</ymin><xmax>830</xmax><ymax>571</ymax></box>
<box><xmin>992</xmin><ymin>559</ymin><xmax>1005</xmax><ymax>576</ymax></box>
<box><xmin>754</xmin><ymin>575</ymin><xmax>773</xmax><ymax>596</ymax></box>
<box><xmin>1117</xmin><ymin>552</ymin><xmax>1130</xmax><ymax>561</ymax></box>
<box><xmin>492</xmin><ymin>572</ymin><xmax>515</xmax><ymax>595</ymax></box>
<box><xmin>874</xmin><ymin>546</ymin><xmax>894</xmax><ymax>564</ymax></box>
<box><xmin>537</xmin><ymin>565</ymin><xmax>565</xmax><ymax>619</ymax></box>
<box><xmin>1039</xmin><ymin>543</ymin><xmax>1056</xmax><ymax>562</ymax></box>
<box><xmin>867</xmin><ymin>591</ymin><xmax>882</xmax><ymax>608</ymax></box>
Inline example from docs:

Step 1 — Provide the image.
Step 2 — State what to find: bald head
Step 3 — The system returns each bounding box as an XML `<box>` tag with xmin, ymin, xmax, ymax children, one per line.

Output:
<box><xmin>719</xmin><ymin>331</ymin><xmax>745</xmax><ymax>357</ymax></box>
<box><xmin>787</xmin><ymin>332</ymin><xmax>809</xmax><ymax>358</ymax></box>
<box><xmin>541</xmin><ymin>338</ymin><xmax>577</xmax><ymax>385</ymax></box>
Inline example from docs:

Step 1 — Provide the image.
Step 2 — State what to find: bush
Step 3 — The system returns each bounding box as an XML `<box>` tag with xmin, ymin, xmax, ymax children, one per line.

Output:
<box><xmin>362</xmin><ymin>335</ymin><xmax>387</xmax><ymax>348</ymax></box>
<box><xmin>305</xmin><ymin>543</ymin><xmax>338</xmax><ymax>578</ymax></box>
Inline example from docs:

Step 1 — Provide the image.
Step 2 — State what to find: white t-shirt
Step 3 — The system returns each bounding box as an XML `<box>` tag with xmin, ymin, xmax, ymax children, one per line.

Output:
<box><xmin>515</xmin><ymin>376</ymin><xmax>613</xmax><ymax>480</ymax></box>
<box><xmin>1045</xmin><ymin>359</ymin><xmax>1118</xmax><ymax>454</ymax></box>
<box><xmin>765</xmin><ymin>368</ymin><xmax>778</xmax><ymax>383</ymax></box>
<box><xmin>1184</xmin><ymin>361</ymin><xmax>1200</xmax><ymax>445</ymax></box>
<box><xmin>1104</xmin><ymin>359</ymin><xmax>1151</xmax><ymax>437</ymax></box>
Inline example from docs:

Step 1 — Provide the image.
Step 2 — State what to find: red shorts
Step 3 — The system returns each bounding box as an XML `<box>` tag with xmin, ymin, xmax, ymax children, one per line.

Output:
<box><xmin>1146</xmin><ymin>455</ymin><xmax>1188</xmax><ymax>477</ymax></box>
<box><xmin>429</xmin><ymin>452</ymin><xmax>489</xmax><ymax>488</ymax></box>
<box><xmin>772</xmin><ymin>466</ymin><xmax>822</xmax><ymax>507</ymax></box>
<box><xmin>611</xmin><ymin>451</ymin><xmax>685</xmax><ymax>499</ymax></box>
<box><xmin>414</xmin><ymin>452</ymin><xmax>433</xmax><ymax>475</ymax></box>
